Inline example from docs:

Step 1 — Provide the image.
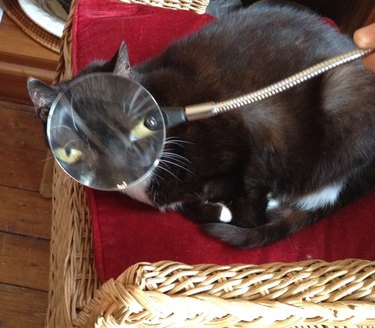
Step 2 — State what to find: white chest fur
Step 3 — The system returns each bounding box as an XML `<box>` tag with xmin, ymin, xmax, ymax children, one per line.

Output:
<box><xmin>294</xmin><ymin>182</ymin><xmax>344</xmax><ymax>211</ymax></box>
<box><xmin>267</xmin><ymin>182</ymin><xmax>344</xmax><ymax>211</ymax></box>
<box><xmin>122</xmin><ymin>177</ymin><xmax>153</xmax><ymax>206</ymax></box>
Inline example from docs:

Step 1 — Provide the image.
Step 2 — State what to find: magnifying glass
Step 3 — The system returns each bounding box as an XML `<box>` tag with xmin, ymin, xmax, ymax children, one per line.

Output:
<box><xmin>47</xmin><ymin>48</ymin><xmax>371</xmax><ymax>191</ymax></box>
<box><xmin>48</xmin><ymin>73</ymin><xmax>165</xmax><ymax>190</ymax></box>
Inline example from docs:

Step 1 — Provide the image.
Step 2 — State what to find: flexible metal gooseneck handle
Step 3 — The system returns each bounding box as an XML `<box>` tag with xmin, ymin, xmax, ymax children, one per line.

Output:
<box><xmin>185</xmin><ymin>48</ymin><xmax>373</xmax><ymax>120</ymax></box>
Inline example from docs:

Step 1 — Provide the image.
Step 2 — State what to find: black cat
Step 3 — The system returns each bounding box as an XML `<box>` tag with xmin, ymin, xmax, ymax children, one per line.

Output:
<box><xmin>28</xmin><ymin>1</ymin><xmax>375</xmax><ymax>247</ymax></box>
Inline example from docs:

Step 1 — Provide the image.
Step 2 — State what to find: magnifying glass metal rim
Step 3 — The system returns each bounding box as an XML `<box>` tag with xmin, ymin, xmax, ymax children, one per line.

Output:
<box><xmin>46</xmin><ymin>72</ymin><xmax>166</xmax><ymax>191</ymax></box>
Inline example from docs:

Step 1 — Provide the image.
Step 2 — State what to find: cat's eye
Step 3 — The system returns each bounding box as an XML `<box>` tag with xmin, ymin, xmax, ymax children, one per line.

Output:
<box><xmin>55</xmin><ymin>147</ymin><xmax>83</xmax><ymax>164</ymax></box>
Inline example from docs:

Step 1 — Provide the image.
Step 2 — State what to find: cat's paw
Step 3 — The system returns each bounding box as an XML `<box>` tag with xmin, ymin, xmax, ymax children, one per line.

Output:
<box><xmin>180</xmin><ymin>201</ymin><xmax>232</xmax><ymax>223</ymax></box>
<box><xmin>217</xmin><ymin>203</ymin><xmax>232</xmax><ymax>223</ymax></box>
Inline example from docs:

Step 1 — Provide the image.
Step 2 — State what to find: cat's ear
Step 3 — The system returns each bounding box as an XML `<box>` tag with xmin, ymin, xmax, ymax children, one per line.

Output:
<box><xmin>113</xmin><ymin>41</ymin><xmax>135</xmax><ymax>79</ymax></box>
<box><xmin>27</xmin><ymin>78</ymin><xmax>59</xmax><ymax>122</ymax></box>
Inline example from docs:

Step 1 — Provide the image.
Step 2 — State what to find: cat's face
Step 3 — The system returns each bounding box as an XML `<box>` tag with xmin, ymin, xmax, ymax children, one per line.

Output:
<box><xmin>28</xmin><ymin>43</ymin><xmax>164</xmax><ymax>191</ymax></box>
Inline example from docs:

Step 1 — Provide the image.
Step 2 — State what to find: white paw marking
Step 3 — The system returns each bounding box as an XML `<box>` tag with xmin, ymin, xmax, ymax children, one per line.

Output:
<box><xmin>218</xmin><ymin>204</ymin><xmax>232</xmax><ymax>223</ymax></box>
<box><xmin>267</xmin><ymin>198</ymin><xmax>280</xmax><ymax>210</ymax></box>
<box><xmin>294</xmin><ymin>182</ymin><xmax>343</xmax><ymax>211</ymax></box>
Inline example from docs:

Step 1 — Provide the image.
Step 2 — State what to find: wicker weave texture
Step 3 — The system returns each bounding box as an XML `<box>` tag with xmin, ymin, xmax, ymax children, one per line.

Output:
<box><xmin>0</xmin><ymin>0</ymin><xmax>60</xmax><ymax>53</ymax></box>
<box><xmin>47</xmin><ymin>0</ymin><xmax>375</xmax><ymax>327</ymax></box>
<box><xmin>46</xmin><ymin>1</ymin><xmax>100</xmax><ymax>326</ymax></box>
<box><xmin>74</xmin><ymin>260</ymin><xmax>375</xmax><ymax>327</ymax></box>
<box><xmin>47</xmin><ymin>166</ymin><xmax>99</xmax><ymax>327</ymax></box>
<box><xmin>119</xmin><ymin>0</ymin><xmax>209</xmax><ymax>14</ymax></box>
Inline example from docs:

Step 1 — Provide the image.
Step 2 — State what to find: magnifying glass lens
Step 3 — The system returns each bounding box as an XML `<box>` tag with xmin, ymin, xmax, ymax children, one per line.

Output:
<box><xmin>47</xmin><ymin>73</ymin><xmax>165</xmax><ymax>190</ymax></box>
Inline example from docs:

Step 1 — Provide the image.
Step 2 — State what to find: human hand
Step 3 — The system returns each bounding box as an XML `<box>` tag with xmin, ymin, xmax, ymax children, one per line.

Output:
<box><xmin>354</xmin><ymin>23</ymin><xmax>375</xmax><ymax>72</ymax></box>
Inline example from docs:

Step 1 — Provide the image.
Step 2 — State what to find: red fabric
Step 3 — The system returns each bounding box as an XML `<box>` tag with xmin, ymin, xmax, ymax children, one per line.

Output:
<box><xmin>72</xmin><ymin>0</ymin><xmax>214</xmax><ymax>71</ymax></box>
<box><xmin>73</xmin><ymin>0</ymin><xmax>375</xmax><ymax>283</ymax></box>
<box><xmin>88</xmin><ymin>189</ymin><xmax>375</xmax><ymax>282</ymax></box>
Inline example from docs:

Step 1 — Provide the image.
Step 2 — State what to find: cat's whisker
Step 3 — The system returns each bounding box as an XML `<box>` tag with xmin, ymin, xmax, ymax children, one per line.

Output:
<box><xmin>129</xmin><ymin>90</ymin><xmax>153</xmax><ymax>117</ymax></box>
<box><xmin>50</xmin><ymin>124</ymin><xmax>74</xmax><ymax>131</ymax></box>
<box><xmin>159</xmin><ymin>158</ymin><xmax>194</xmax><ymax>174</ymax></box>
<box><xmin>164</xmin><ymin>150</ymin><xmax>191</xmax><ymax>161</ymax></box>
<box><xmin>162</xmin><ymin>151</ymin><xmax>192</xmax><ymax>165</ymax></box>
<box><xmin>61</xmin><ymin>139</ymin><xmax>79</xmax><ymax>149</ymax></box>
<box><xmin>155</xmin><ymin>163</ymin><xmax>181</xmax><ymax>181</ymax></box>
<box><xmin>36</xmin><ymin>154</ymin><xmax>56</xmax><ymax>164</ymax></box>
<box><xmin>166</xmin><ymin>136</ymin><xmax>192</xmax><ymax>142</ymax></box>
<box><xmin>70</xmin><ymin>95</ymin><xmax>79</xmax><ymax>131</ymax></box>
<box><xmin>161</xmin><ymin>158</ymin><xmax>194</xmax><ymax>176</ymax></box>
<box><xmin>162</xmin><ymin>156</ymin><xmax>191</xmax><ymax>169</ymax></box>
<box><xmin>149</xmin><ymin>169</ymin><xmax>163</xmax><ymax>183</ymax></box>
<box><xmin>128</xmin><ymin>86</ymin><xmax>143</xmax><ymax>114</ymax></box>
<box><xmin>165</xmin><ymin>137</ymin><xmax>193</xmax><ymax>145</ymax></box>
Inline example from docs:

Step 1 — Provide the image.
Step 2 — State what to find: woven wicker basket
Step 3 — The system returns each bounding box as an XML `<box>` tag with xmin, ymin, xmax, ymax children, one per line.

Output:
<box><xmin>47</xmin><ymin>1</ymin><xmax>375</xmax><ymax>327</ymax></box>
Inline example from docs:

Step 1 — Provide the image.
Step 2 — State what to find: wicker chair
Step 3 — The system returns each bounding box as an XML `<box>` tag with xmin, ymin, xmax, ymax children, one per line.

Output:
<box><xmin>46</xmin><ymin>1</ymin><xmax>375</xmax><ymax>327</ymax></box>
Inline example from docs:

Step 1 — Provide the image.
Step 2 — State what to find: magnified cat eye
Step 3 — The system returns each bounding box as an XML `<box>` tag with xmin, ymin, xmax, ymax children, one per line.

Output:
<box><xmin>47</xmin><ymin>48</ymin><xmax>372</xmax><ymax>191</ymax></box>
<box><xmin>47</xmin><ymin>73</ymin><xmax>166</xmax><ymax>190</ymax></box>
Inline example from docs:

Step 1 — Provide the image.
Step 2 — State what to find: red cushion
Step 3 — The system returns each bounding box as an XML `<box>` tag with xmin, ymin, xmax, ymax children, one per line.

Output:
<box><xmin>73</xmin><ymin>0</ymin><xmax>375</xmax><ymax>283</ymax></box>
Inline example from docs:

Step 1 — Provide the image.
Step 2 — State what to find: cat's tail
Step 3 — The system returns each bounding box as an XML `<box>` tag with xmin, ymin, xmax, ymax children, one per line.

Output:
<box><xmin>202</xmin><ymin>206</ymin><xmax>323</xmax><ymax>248</ymax></box>
<box><xmin>206</xmin><ymin>169</ymin><xmax>375</xmax><ymax>248</ymax></box>
<box><xmin>204</xmin><ymin>165</ymin><xmax>375</xmax><ymax>248</ymax></box>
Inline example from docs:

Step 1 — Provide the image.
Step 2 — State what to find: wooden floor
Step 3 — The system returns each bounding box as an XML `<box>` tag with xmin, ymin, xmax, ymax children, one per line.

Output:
<box><xmin>0</xmin><ymin>100</ymin><xmax>51</xmax><ymax>327</ymax></box>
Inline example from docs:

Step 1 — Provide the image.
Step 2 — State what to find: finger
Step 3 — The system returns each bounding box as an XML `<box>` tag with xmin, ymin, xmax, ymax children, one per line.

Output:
<box><xmin>354</xmin><ymin>23</ymin><xmax>375</xmax><ymax>48</ymax></box>
<box><xmin>362</xmin><ymin>52</ymin><xmax>375</xmax><ymax>73</ymax></box>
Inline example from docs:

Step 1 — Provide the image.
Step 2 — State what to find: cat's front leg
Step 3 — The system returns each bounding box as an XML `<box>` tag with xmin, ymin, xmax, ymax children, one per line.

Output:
<box><xmin>179</xmin><ymin>176</ymin><xmax>269</xmax><ymax>227</ymax></box>
<box><xmin>224</xmin><ymin>176</ymin><xmax>270</xmax><ymax>228</ymax></box>
<box><xmin>180</xmin><ymin>200</ymin><xmax>233</xmax><ymax>224</ymax></box>
<box><xmin>227</xmin><ymin>194</ymin><xmax>269</xmax><ymax>227</ymax></box>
